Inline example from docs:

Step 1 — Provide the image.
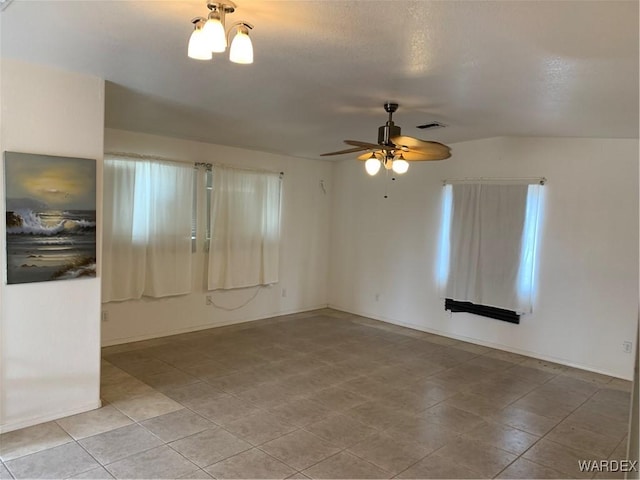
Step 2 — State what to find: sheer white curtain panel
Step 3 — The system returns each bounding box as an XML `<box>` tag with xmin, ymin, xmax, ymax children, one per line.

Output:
<box><xmin>103</xmin><ymin>157</ymin><xmax>194</xmax><ymax>302</ymax></box>
<box><xmin>207</xmin><ymin>166</ymin><xmax>281</xmax><ymax>290</ymax></box>
<box><xmin>445</xmin><ymin>183</ymin><xmax>531</xmax><ymax>312</ymax></box>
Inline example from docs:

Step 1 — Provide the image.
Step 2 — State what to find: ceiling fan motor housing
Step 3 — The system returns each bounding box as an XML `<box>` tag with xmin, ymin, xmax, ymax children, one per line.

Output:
<box><xmin>378</xmin><ymin>123</ymin><xmax>401</xmax><ymax>146</ymax></box>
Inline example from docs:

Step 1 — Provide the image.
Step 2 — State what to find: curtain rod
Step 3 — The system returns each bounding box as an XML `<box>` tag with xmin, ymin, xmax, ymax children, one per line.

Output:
<box><xmin>105</xmin><ymin>152</ymin><xmax>284</xmax><ymax>177</ymax></box>
<box><xmin>443</xmin><ymin>176</ymin><xmax>546</xmax><ymax>186</ymax></box>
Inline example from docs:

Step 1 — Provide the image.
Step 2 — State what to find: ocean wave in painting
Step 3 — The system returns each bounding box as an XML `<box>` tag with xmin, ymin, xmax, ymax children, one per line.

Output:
<box><xmin>6</xmin><ymin>209</ymin><xmax>96</xmax><ymax>236</ymax></box>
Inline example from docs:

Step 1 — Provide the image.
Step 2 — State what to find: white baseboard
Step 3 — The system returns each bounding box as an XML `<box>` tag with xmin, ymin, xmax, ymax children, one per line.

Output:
<box><xmin>0</xmin><ymin>399</ymin><xmax>102</xmax><ymax>434</ymax></box>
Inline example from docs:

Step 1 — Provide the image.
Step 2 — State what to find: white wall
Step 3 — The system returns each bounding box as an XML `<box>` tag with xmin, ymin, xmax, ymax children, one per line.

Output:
<box><xmin>329</xmin><ymin>136</ymin><xmax>638</xmax><ymax>380</ymax></box>
<box><xmin>102</xmin><ymin>129</ymin><xmax>332</xmax><ymax>345</ymax></box>
<box><xmin>0</xmin><ymin>59</ymin><xmax>104</xmax><ymax>432</ymax></box>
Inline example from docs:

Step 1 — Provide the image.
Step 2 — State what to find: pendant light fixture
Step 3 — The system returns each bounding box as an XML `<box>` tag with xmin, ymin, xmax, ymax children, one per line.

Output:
<box><xmin>188</xmin><ymin>1</ymin><xmax>254</xmax><ymax>64</ymax></box>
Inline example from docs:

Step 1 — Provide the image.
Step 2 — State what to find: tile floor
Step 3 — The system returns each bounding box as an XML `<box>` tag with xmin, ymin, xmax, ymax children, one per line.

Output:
<box><xmin>0</xmin><ymin>309</ymin><xmax>633</xmax><ymax>479</ymax></box>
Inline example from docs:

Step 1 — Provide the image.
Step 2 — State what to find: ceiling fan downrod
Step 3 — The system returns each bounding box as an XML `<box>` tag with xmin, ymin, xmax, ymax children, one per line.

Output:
<box><xmin>378</xmin><ymin>103</ymin><xmax>401</xmax><ymax>146</ymax></box>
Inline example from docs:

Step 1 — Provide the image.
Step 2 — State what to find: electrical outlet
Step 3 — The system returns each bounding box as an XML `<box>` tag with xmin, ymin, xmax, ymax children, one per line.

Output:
<box><xmin>205</xmin><ymin>295</ymin><xmax>213</xmax><ymax>305</ymax></box>
<box><xmin>101</xmin><ymin>311</ymin><xmax>108</xmax><ymax>322</ymax></box>
<box><xmin>622</xmin><ymin>341</ymin><xmax>633</xmax><ymax>354</ymax></box>
<box><xmin>282</xmin><ymin>288</ymin><xmax>287</xmax><ymax>298</ymax></box>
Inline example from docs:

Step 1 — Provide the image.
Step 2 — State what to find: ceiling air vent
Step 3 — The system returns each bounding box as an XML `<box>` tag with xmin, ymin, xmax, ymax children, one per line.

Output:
<box><xmin>416</xmin><ymin>121</ymin><xmax>446</xmax><ymax>130</ymax></box>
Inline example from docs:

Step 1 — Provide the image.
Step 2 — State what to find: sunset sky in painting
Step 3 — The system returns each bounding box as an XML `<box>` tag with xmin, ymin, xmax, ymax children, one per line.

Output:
<box><xmin>5</xmin><ymin>153</ymin><xmax>96</xmax><ymax>210</ymax></box>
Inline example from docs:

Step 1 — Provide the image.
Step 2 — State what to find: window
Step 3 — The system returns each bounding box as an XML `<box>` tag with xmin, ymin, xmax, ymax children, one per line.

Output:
<box><xmin>103</xmin><ymin>157</ymin><xmax>282</xmax><ymax>300</ymax></box>
<box><xmin>102</xmin><ymin>156</ymin><xmax>195</xmax><ymax>301</ymax></box>
<box><xmin>438</xmin><ymin>181</ymin><xmax>543</xmax><ymax>322</ymax></box>
<box><xmin>207</xmin><ymin>166</ymin><xmax>282</xmax><ymax>290</ymax></box>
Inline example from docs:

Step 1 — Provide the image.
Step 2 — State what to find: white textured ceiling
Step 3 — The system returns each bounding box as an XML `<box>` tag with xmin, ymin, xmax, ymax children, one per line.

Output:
<box><xmin>1</xmin><ymin>1</ymin><xmax>638</xmax><ymax>160</ymax></box>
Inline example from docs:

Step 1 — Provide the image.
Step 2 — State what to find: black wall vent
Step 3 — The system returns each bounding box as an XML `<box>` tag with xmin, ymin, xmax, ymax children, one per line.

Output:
<box><xmin>445</xmin><ymin>298</ymin><xmax>520</xmax><ymax>324</ymax></box>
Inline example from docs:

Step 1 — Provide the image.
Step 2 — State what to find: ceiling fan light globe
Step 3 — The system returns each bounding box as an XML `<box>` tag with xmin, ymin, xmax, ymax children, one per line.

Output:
<box><xmin>203</xmin><ymin>16</ymin><xmax>227</xmax><ymax>52</ymax></box>
<box><xmin>230</xmin><ymin>27</ymin><xmax>254</xmax><ymax>64</ymax></box>
<box><xmin>392</xmin><ymin>159</ymin><xmax>409</xmax><ymax>174</ymax></box>
<box><xmin>188</xmin><ymin>27</ymin><xmax>213</xmax><ymax>60</ymax></box>
<box><xmin>365</xmin><ymin>158</ymin><xmax>381</xmax><ymax>176</ymax></box>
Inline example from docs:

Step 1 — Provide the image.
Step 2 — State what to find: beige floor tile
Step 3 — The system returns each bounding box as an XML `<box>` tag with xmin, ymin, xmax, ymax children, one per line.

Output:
<box><xmin>564</xmin><ymin>407</ymin><xmax>629</xmax><ymax>440</ymax></box>
<box><xmin>269</xmin><ymin>399</ymin><xmax>334</xmax><ymax>427</ymax></box>
<box><xmin>395</xmin><ymin>452</ymin><xmax>482</xmax><ymax>479</ymax></box>
<box><xmin>187</xmin><ymin>395</ymin><xmax>261</xmax><ymax>426</ymax></box>
<box><xmin>169</xmin><ymin>428</ymin><xmax>251</xmax><ymax>468</ymax></box>
<box><xmin>14</xmin><ymin>310</ymin><xmax>622</xmax><ymax>479</ymax></box>
<box><xmin>68</xmin><ymin>465</ymin><xmax>114</xmax><ymax>479</ymax></box>
<box><xmin>177</xmin><ymin>468</ymin><xmax>213</xmax><ymax>479</ymax></box>
<box><xmin>160</xmin><ymin>382</ymin><xmax>227</xmax><ymax>405</ymax></box>
<box><xmin>519</xmin><ymin>358</ymin><xmax>568</xmax><ymax>376</ymax></box>
<box><xmin>490</xmin><ymin>405</ymin><xmax>559</xmax><ymax>436</ymax></box>
<box><xmin>137</xmin><ymin>368</ymin><xmax>200</xmax><ymax>390</ymax></box>
<box><xmin>440</xmin><ymin>392</ymin><xmax>506</xmax><ymax>417</ymax></box>
<box><xmin>140</xmin><ymin>409</ymin><xmax>214</xmax><ymax>443</ymax></box>
<box><xmin>234</xmin><ymin>382</ymin><xmax>296</xmax><ymax>410</ymax></box>
<box><xmin>310</xmin><ymin>386</ymin><xmax>371</xmax><ymax>411</ymax></box>
<box><xmin>204</xmin><ymin>448</ymin><xmax>295</xmax><ymax>479</ymax></box>
<box><xmin>510</xmin><ymin>391</ymin><xmax>576</xmax><ymax>420</ymax></box>
<box><xmin>0</xmin><ymin>463</ymin><xmax>12</xmax><ymax>480</ymax></box>
<box><xmin>607</xmin><ymin>378</ymin><xmax>633</xmax><ymax>392</ymax></box>
<box><xmin>496</xmin><ymin>457</ymin><xmax>568</xmax><ymax>479</ymax></box>
<box><xmin>378</xmin><ymin>389</ymin><xmax>441</xmax><ymax>414</ymax></box>
<box><xmin>547</xmin><ymin>420</ymin><xmax>622</xmax><ymax>458</ymax></box>
<box><xmin>56</xmin><ymin>405</ymin><xmax>133</xmax><ymax>440</ymax></box>
<box><xmin>420</xmin><ymin>404</ymin><xmax>486</xmax><ymax>434</ymax></box>
<box><xmin>522</xmin><ymin>438</ymin><xmax>594</xmax><ymax>478</ymax></box>
<box><xmin>260</xmin><ymin>430</ymin><xmax>341</xmax><ymax>471</ymax></box>
<box><xmin>110</xmin><ymin>389</ymin><xmax>182</xmax><ymax>421</ymax></box>
<box><xmin>0</xmin><ymin>422</ymin><xmax>73</xmax><ymax>462</ymax></box>
<box><xmin>303</xmin><ymin>451</ymin><xmax>389</xmax><ymax>479</ymax></box>
<box><xmin>483</xmin><ymin>349</ymin><xmax>529</xmax><ymax>364</ymax></box>
<box><xmin>79</xmin><ymin>424</ymin><xmax>163</xmax><ymax>465</ymax></box>
<box><xmin>105</xmin><ymin>445</ymin><xmax>196</xmax><ymax>479</ymax></box>
<box><xmin>223</xmin><ymin>411</ymin><xmax>297</xmax><ymax>446</ymax></box>
<box><xmin>344</xmin><ymin>402</ymin><xmax>415</xmax><ymax>431</ymax></box>
<box><xmin>347</xmin><ymin>432</ymin><xmax>432</xmax><ymax>475</ymax></box>
<box><xmin>5</xmin><ymin>442</ymin><xmax>99</xmax><ymax>479</ymax></box>
<box><xmin>434</xmin><ymin>436</ymin><xmax>517</xmax><ymax>478</ymax></box>
<box><xmin>500</xmin><ymin>364</ymin><xmax>557</xmax><ymax>384</ymax></box>
<box><xmin>562</xmin><ymin>367</ymin><xmax>613</xmax><ymax>386</ymax></box>
<box><xmin>544</xmin><ymin>374</ymin><xmax>601</xmax><ymax>397</ymax></box>
<box><xmin>384</xmin><ymin>416</ymin><xmax>460</xmax><ymax>451</ymax></box>
<box><xmin>580</xmin><ymin>397</ymin><xmax>631</xmax><ymax>423</ymax></box>
<box><xmin>304</xmin><ymin>414</ymin><xmax>377</xmax><ymax>448</ymax></box>
<box><xmin>463</xmin><ymin>421</ymin><xmax>539</xmax><ymax>455</ymax></box>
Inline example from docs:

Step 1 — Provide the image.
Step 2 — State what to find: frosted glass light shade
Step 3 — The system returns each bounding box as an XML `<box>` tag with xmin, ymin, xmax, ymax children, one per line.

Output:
<box><xmin>392</xmin><ymin>159</ymin><xmax>409</xmax><ymax>174</ymax></box>
<box><xmin>203</xmin><ymin>16</ymin><xmax>227</xmax><ymax>52</ymax></box>
<box><xmin>365</xmin><ymin>158</ymin><xmax>381</xmax><ymax>176</ymax></box>
<box><xmin>188</xmin><ymin>27</ymin><xmax>213</xmax><ymax>60</ymax></box>
<box><xmin>229</xmin><ymin>28</ymin><xmax>254</xmax><ymax>64</ymax></box>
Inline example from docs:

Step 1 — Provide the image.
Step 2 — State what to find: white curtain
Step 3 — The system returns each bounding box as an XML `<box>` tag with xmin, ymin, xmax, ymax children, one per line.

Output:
<box><xmin>445</xmin><ymin>182</ymin><xmax>537</xmax><ymax>313</ymax></box>
<box><xmin>103</xmin><ymin>157</ymin><xmax>194</xmax><ymax>302</ymax></box>
<box><xmin>208</xmin><ymin>166</ymin><xmax>281</xmax><ymax>290</ymax></box>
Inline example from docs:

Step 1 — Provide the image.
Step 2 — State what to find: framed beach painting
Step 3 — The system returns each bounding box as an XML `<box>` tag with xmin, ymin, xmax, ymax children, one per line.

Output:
<box><xmin>4</xmin><ymin>152</ymin><xmax>97</xmax><ymax>284</ymax></box>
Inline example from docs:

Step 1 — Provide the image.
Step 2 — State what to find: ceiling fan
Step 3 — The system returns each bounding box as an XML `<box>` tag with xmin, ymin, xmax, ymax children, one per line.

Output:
<box><xmin>321</xmin><ymin>103</ymin><xmax>451</xmax><ymax>175</ymax></box>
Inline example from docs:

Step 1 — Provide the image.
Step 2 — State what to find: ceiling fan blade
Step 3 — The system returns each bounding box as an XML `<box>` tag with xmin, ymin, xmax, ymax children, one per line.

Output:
<box><xmin>357</xmin><ymin>151</ymin><xmax>382</xmax><ymax>161</ymax></box>
<box><xmin>399</xmin><ymin>150</ymin><xmax>451</xmax><ymax>161</ymax></box>
<box><xmin>391</xmin><ymin>135</ymin><xmax>451</xmax><ymax>159</ymax></box>
<box><xmin>320</xmin><ymin>146</ymin><xmax>369</xmax><ymax>156</ymax></box>
<box><xmin>344</xmin><ymin>140</ymin><xmax>390</xmax><ymax>150</ymax></box>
